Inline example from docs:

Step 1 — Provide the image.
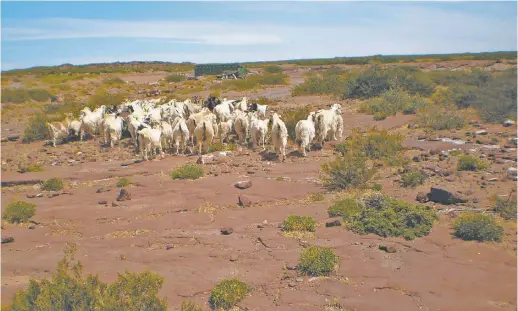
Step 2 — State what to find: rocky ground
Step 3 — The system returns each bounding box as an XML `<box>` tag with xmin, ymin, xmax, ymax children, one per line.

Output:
<box><xmin>1</xmin><ymin>61</ymin><xmax>517</xmax><ymax>310</ymax></box>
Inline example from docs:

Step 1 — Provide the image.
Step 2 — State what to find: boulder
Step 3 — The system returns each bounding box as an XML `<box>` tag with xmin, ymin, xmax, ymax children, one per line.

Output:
<box><xmin>379</xmin><ymin>245</ymin><xmax>397</xmax><ymax>253</ymax></box>
<box><xmin>234</xmin><ymin>180</ymin><xmax>252</xmax><ymax>190</ymax></box>
<box><xmin>220</xmin><ymin>227</ymin><xmax>233</xmax><ymax>235</ymax></box>
<box><xmin>325</xmin><ymin>220</ymin><xmax>342</xmax><ymax>227</ymax></box>
<box><xmin>475</xmin><ymin>130</ymin><xmax>488</xmax><ymax>136</ymax></box>
<box><xmin>503</xmin><ymin>120</ymin><xmax>515</xmax><ymax>127</ymax></box>
<box><xmin>427</xmin><ymin>187</ymin><xmax>467</xmax><ymax>205</ymax></box>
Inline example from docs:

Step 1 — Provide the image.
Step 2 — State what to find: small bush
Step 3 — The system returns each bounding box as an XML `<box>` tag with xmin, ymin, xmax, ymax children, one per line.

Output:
<box><xmin>348</xmin><ymin>194</ymin><xmax>438</xmax><ymax>240</ymax></box>
<box><xmin>22</xmin><ymin>113</ymin><xmax>55</xmax><ymax>143</ymax></box>
<box><xmin>454</xmin><ymin>213</ymin><xmax>504</xmax><ymax>242</ymax></box>
<box><xmin>292</xmin><ymin>74</ymin><xmax>346</xmax><ymax>97</ymax></box>
<box><xmin>117</xmin><ymin>177</ymin><xmax>131</xmax><ymax>188</ymax></box>
<box><xmin>334</xmin><ymin>128</ymin><xmax>404</xmax><ymax>166</ymax></box>
<box><xmin>2</xmin><ymin>88</ymin><xmax>56</xmax><ymax>103</ymax></box>
<box><xmin>19</xmin><ymin>164</ymin><xmax>44</xmax><ymax>173</ymax></box>
<box><xmin>457</xmin><ymin>155</ymin><xmax>488</xmax><ymax>171</ymax></box>
<box><xmin>320</xmin><ymin>154</ymin><xmax>376</xmax><ymax>191</ymax></box>
<box><xmin>171</xmin><ymin>164</ymin><xmax>204</xmax><ymax>180</ymax></box>
<box><xmin>308</xmin><ymin>192</ymin><xmax>325</xmax><ymax>202</ymax></box>
<box><xmin>359</xmin><ymin>89</ymin><xmax>429</xmax><ymax>117</ymax></box>
<box><xmin>493</xmin><ymin>197</ymin><xmax>517</xmax><ymax>220</ymax></box>
<box><xmin>373</xmin><ymin>111</ymin><xmax>388</xmax><ymax>120</ymax></box>
<box><xmin>3</xmin><ymin>243</ymin><xmax>167</xmax><ymax>311</ymax></box>
<box><xmin>372</xmin><ymin>183</ymin><xmax>382</xmax><ymax>191</ymax></box>
<box><xmin>209</xmin><ymin>279</ymin><xmax>249</xmax><ymax>310</ymax></box>
<box><xmin>328</xmin><ymin>198</ymin><xmax>361</xmax><ymax>220</ymax></box>
<box><xmin>282</xmin><ymin>215</ymin><xmax>317</xmax><ymax>232</ymax></box>
<box><xmin>102</xmin><ymin>77</ymin><xmax>125</xmax><ymax>85</ymax></box>
<box><xmin>264</xmin><ymin>65</ymin><xmax>283</xmax><ymax>73</ymax></box>
<box><xmin>165</xmin><ymin>74</ymin><xmax>186</xmax><ymax>83</ymax></box>
<box><xmin>298</xmin><ymin>246</ymin><xmax>339</xmax><ymax>277</ymax></box>
<box><xmin>401</xmin><ymin>171</ymin><xmax>426</xmax><ymax>188</ymax></box>
<box><xmin>41</xmin><ymin>178</ymin><xmax>64</xmax><ymax>191</ymax></box>
<box><xmin>417</xmin><ymin>105</ymin><xmax>466</xmax><ymax>130</ymax></box>
<box><xmin>181</xmin><ymin>301</ymin><xmax>204</xmax><ymax>311</ymax></box>
<box><xmin>3</xmin><ymin>201</ymin><xmax>36</xmax><ymax>223</ymax></box>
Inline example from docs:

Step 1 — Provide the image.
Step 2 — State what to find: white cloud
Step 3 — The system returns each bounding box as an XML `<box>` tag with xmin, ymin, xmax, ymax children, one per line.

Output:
<box><xmin>1</xmin><ymin>3</ymin><xmax>516</xmax><ymax>70</ymax></box>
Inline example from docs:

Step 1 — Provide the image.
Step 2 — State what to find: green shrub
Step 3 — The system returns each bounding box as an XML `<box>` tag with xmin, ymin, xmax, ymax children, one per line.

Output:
<box><xmin>308</xmin><ymin>192</ymin><xmax>325</xmax><ymax>202</ymax></box>
<box><xmin>359</xmin><ymin>89</ymin><xmax>429</xmax><ymax>117</ymax></box>
<box><xmin>298</xmin><ymin>246</ymin><xmax>339</xmax><ymax>277</ymax></box>
<box><xmin>19</xmin><ymin>164</ymin><xmax>44</xmax><ymax>173</ymax></box>
<box><xmin>117</xmin><ymin>177</ymin><xmax>131</xmax><ymax>188</ymax></box>
<box><xmin>41</xmin><ymin>178</ymin><xmax>64</xmax><ymax>191</ymax></box>
<box><xmin>348</xmin><ymin>194</ymin><xmax>438</xmax><ymax>240</ymax></box>
<box><xmin>1</xmin><ymin>88</ymin><xmax>56</xmax><ymax>103</ymax></box>
<box><xmin>372</xmin><ymin>183</ymin><xmax>383</xmax><ymax>191</ymax></box>
<box><xmin>181</xmin><ymin>301</ymin><xmax>204</xmax><ymax>311</ymax></box>
<box><xmin>264</xmin><ymin>65</ymin><xmax>283</xmax><ymax>73</ymax></box>
<box><xmin>22</xmin><ymin>113</ymin><xmax>56</xmax><ymax>143</ymax></box>
<box><xmin>454</xmin><ymin>213</ymin><xmax>504</xmax><ymax>242</ymax></box>
<box><xmin>283</xmin><ymin>106</ymin><xmax>312</xmax><ymax>142</ymax></box>
<box><xmin>171</xmin><ymin>164</ymin><xmax>204</xmax><ymax>180</ymax></box>
<box><xmin>328</xmin><ymin>198</ymin><xmax>361</xmax><ymax>220</ymax></box>
<box><xmin>401</xmin><ymin>171</ymin><xmax>426</xmax><ymax>188</ymax></box>
<box><xmin>493</xmin><ymin>197</ymin><xmax>517</xmax><ymax>220</ymax></box>
<box><xmin>320</xmin><ymin>153</ymin><xmax>376</xmax><ymax>191</ymax></box>
<box><xmin>208</xmin><ymin>279</ymin><xmax>249</xmax><ymax>310</ymax></box>
<box><xmin>165</xmin><ymin>74</ymin><xmax>186</xmax><ymax>83</ymax></box>
<box><xmin>102</xmin><ymin>77</ymin><xmax>125</xmax><ymax>85</ymax></box>
<box><xmin>292</xmin><ymin>74</ymin><xmax>346</xmax><ymax>97</ymax></box>
<box><xmin>87</xmin><ymin>89</ymin><xmax>126</xmax><ymax>109</ymax></box>
<box><xmin>457</xmin><ymin>155</ymin><xmax>488</xmax><ymax>171</ymax></box>
<box><xmin>282</xmin><ymin>215</ymin><xmax>317</xmax><ymax>232</ymax></box>
<box><xmin>417</xmin><ymin>105</ymin><xmax>466</xmax><ymax>130</ymax></box>
<box><xmin>3</xmin><ymin>201</ymin><xmax>36</xmax><ymax>223</ymax></box>
<box><xmin>343</xmin><ymin>66</ymin><xmax>391</xmax><ymax>99</ymax></box>
<box><xmin>334</xmin><ymin>128</ymin><xmax>404</xmax><ymax>166</ymax></box>
<box><xmin>3</xmin><ymin>243</ymin><xmax>167</xmax><ymax>311</ymax></box>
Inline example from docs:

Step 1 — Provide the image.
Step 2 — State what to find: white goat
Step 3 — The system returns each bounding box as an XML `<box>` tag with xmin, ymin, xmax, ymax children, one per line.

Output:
<box><xmin>219</xmin><ymin>119</ymin><xmax>234</xmax><ymax>144</ymax></box>
<box><xmin>233</xmin><ymin>110</ymin><xmax>249</xmax><ymax>145</ymax></box>
<box><xmin>194</xmin><ymin>114</ymin><xmax>216</xmax><ymax>155</ymax></box>
<box><xmin>137</xmin><ymin>125</ymin><xmax>163</xmax><ymax>161</ymax></box>
<box><xmin>46</xmin><ymin>113</ymin><xmax>73</xmax><ymax>147</ymax></box>
<box><xmin>295</xmin><ymin>112</ymin><xmax>316</xmax><ymax>157</ymax></box>
<box><xmin>314</xmin><ymin>104</ymin><xmax>342</xmax><ymax>146</ymax></box>
<box><xmin>171</xmin><ymin>117</ymin><xmax>189</xmax><ymax>155</ymax></box>
<box><xmin>79</xmin><ymin>105</ymin><xmax>106</xmax><ymax>140</ymax></box>
<box><xmin>68</xmin><ymin>120</ymin><xmax>82</xmax><ymax>139</ymax></box>
<box><xmin>249</xmin><ymin>112</ymin><xmax>269</xmax><ymax>150</ymax></box>
<box><xmin>102</xmin><ymin>113</ymin><xmax>123</xmax><ymax>148</ymax></box>
<box><xmin>270</xmin><ymin>113</ymin><xmax>288</xmax><ymax>161</ymax></box>
<box><xmin>187</xmin><ymin>108</ymin><xmax>217</xmax><ymax>145</ymax></box>
<box><xmin>214</xmin><ymin>100</ymin><xmax>235</xmax><ymax>123</ymax></box>
<box><xmin>159</xmin><ymin>121</ymin><xmax>174</xmax><ymax>151</ymax></box>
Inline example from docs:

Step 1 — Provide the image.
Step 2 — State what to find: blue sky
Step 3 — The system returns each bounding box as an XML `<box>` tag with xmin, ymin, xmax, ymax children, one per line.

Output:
<box><xmin>1</xmin><ymin>1</ymin><xmax>517</xmax><ymax>70</ymax></box>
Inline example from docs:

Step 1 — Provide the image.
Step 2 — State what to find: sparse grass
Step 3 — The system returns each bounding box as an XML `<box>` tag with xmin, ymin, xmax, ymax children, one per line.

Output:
<box><xmin>493</xmin><ymin>196</ymin><xmax>517</xmax><ymax>220</ymax></box>
<box><xmin>3</xmin><ymin>243</ymin><xmax>167</xmax><ymax>311</ymax></box>
<box><xmin>359</xmin><ymin>89</ymin><xmax>430</xmax><ymax>117</ymax></box>
<box><xmin>41</xmin><ymin>177</ymin><xmax>64</xmax><ymax>191</ymax></box>
<box><xmin>2</xmin><ymin>201</ymin><xmax>36</xmax><ymax>224</ymax></box>
<box><xmin>308</xmin><ymin>192</ymin><xmax>325</xmax><ymax>202</ymax></box>
<box><xmin>208</xmin><ymin>279</ymin><xmax>249</xmax><ymax>310</ymax></box>
<box><xmin>347</xmin><ymin>193</ymin><xmax>439</xmax><ymax>240</ymax></box>
<box><xmin>292</xmin><ymin>73</ymin><xmax>346</xmax><ymax>97</ymax></box>
<box><xmin>19</xmin><ymin>164</ymin><xmax>44</xmax><ymax>173</ymax></box>
<box><xmin>454</xmin><ymin>213</ymin><xmax>504</xmax><ymax>242</ymax></box>
<box><xmin>263</xmin><ymin>65</ymin><xmax>283</xmax><ymax>73</ymax></box>
<box><xmin>298</xmin><ymin>246</ymin><xmax>339</xmax><ymax>277</ymax></box>
<box><xmin>1</xmin><ymin>88</ymin><xmax>56</xmax><ymax>103</ymax></box>
<box><xmin>327</xmin><ymin>198</ymin><xmax>361</xmax><ymax>220</ymax></box>
<box><xmin>457</xmin><ymin>155</ymin><xmax>489</xmax><ymax>171</ymax></box>
<box><xmin>181</xmin><ymin>301</ymin><xmax>204</xmax><ymax>311</ymax></box>
<box><xmin>212</xmin><ymin>73</ymin><xmax>288</xmax><ymax>91</ymax></box>
<box><xmin>282</xmin><ymin>215</ymin><xmax>317</xmax><ymax>232</ymax></box>
<box><xmin>102</xmin><ymin>77</ymin><xmax>125</xmax><ymax>85</ymax></box>
<box><xmin>372</xmin><ymin>183</ymin><xmax>382</xmax><ymax>191</ymax></box>
<box><xmin>22</xmin><ymin>113</ymin><xmax>58</xmax><ymax>143</ymax></box>
<box><xmin>117</xmin><ymin>177</ymin><xmax>131</xmax><ymax>188</ymax></box>
<box><xmin>208</xmin><ymin>142</ymin><xmax>237</xmax><ymax>153</ymax></box>
<box><xmin>401</xmin><ymin>171</ymin><xmax>426</xmax><ymax>188</ymax></box>
<box><xmin>171</xmin><ymin>164</ymin><xmax>204</xmax><ymax>180</ymax></box>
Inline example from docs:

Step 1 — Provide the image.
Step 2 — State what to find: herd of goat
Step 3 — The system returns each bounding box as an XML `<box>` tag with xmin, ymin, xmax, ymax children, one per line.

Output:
<box><xmin>46</xmin><ymin>96</ymin><xmax>344</xmax><ymax>161</ymax></box>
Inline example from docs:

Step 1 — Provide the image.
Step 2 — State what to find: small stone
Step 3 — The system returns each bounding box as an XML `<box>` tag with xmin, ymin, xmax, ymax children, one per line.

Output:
<box><xmin>326</xmin><ymin>220</ymin><xmax>341</xmax><ymax>227</ymax></box>
<box><xmin>234</xmin><ymin>180</ymin><xmax>252</xmax><ymax>190</ymax></box>
<box><xmin>48</xmin><ymin>193</ymin><xmax>60</xmax><ymax>198</ymax></box>
<box><xmin>416</xmin><ymin>192</ymin><xmax>429</xmax><ymax>203</ymax></box>
<box><xmin>475</xmin><ymin>130</ymin><xmax>488</xmax><ymax>136</ymax></box>
<box><xmin>98</xmin><ymin>200</ymin><xmax>108</xmax><ymax>205</ymax></box>
<box><xmin>96</xmin><ymin>187</ymin><xmax>111</xmax><ymax>193</ymax></box>
<box><xmin>116</xmin><ymin>189</ymin><xmax>131</xmax><ymax>201</ymax></box>
<box><xmin>286</xmin><ymin>265</ymin><xmax>298</xmax><ymax>271</ymax></box>
<box><xmin>288</xmin><ymin>282</ymin><xmax>296</xmax><ymax>288</ymax></box>
<box><xmin>221</xmin><ymin>227</ymin><xmax>233</xmax><ymax>235</ymax></box>
<box><xmin>412</xmin><ymin>156</ymin><xmax>420</xmax><ymax>162</ymax></box>
<box><xmin>379</xmin><ymin>245</ymin><xmax>397</xmax><ymax>253</ymax></box>
<box><xmin>26</xmin><ymin>194</ymin><xmax>36</xmax><ymax>198</ymax></box>
<box><xmin>488</xmin><ymin>178</ymin><xmax>498</xmax><ymax>182</ymax></box>
<box><xmin>238</xmin><ymin>195</ymin><xmax>252</xmax><ymax>207</ymax></box>
<box><xmin>166</xmin><ymin>245</ymin><xmax>174</xmax><ymax>250</ymax></box>
<box><xmin>296</xmin><ymin>277</ymin><xmax>303</xmax><ymax>283</ymax></box>
<box><xmin>112</xmin><ymin>202</ymin><xmax>119</xmax><ymax>207</ymax></box>
<box><xmin>28</xmin><ymin>224</ymin><xmax>36</xmax><ymax>230</ymax></box>
<box><xmin>229</xmin><ymin>254</ymin><xmax>238</xmax><ymax>261</ymax></box>
<box><xmin>503</xmin><ymin>119</ymin><xmax>515</xmax><ymax>127</ymax></box>
<box><xmin>2</xmin><ymin>237</ymin><xmax>14</xmax><ymax>244</ymax></box>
